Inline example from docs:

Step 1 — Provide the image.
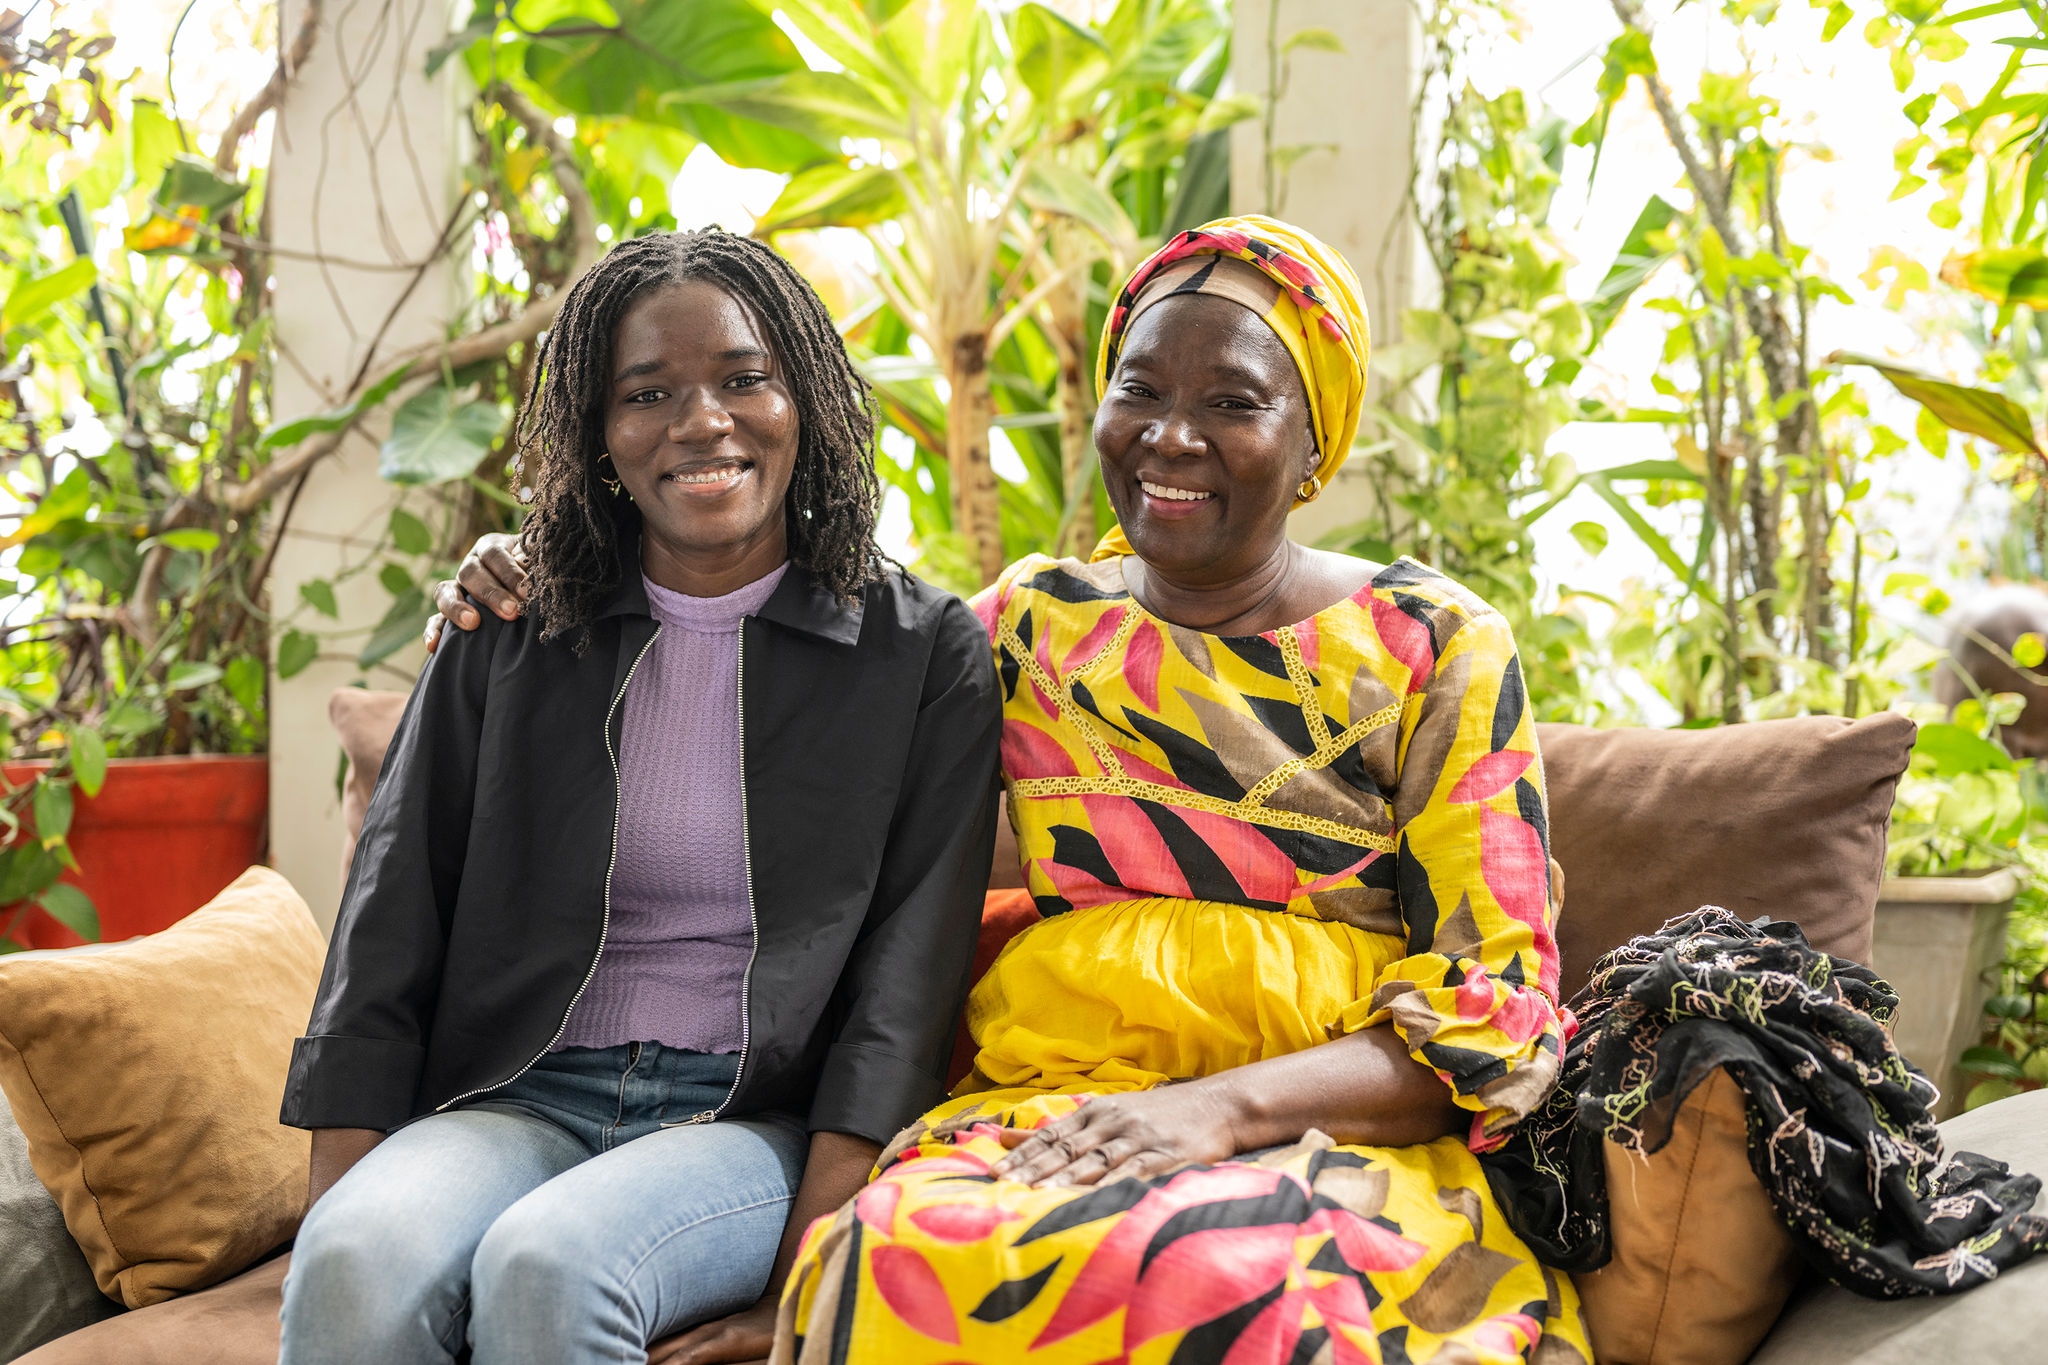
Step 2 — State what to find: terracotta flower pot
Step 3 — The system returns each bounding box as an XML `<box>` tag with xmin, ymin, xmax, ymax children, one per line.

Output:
<box><xmin>3</xmin><ymin>755</ymin><xmax>270</xmax><ymax>948</ymax></box>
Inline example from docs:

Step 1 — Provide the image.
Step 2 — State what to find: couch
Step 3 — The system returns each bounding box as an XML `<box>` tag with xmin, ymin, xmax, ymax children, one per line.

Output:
<box><xmin>9</xmin><ymin>706</ymin><xmax>2044</xmax><ymax>1364</ymax></box>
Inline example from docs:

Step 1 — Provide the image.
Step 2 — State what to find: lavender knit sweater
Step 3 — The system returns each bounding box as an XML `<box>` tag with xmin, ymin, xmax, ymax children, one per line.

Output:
<box><xmin>554</xmin><ymin>563</ymin><xmax>787</xmax><ymax>1054</ymax></box>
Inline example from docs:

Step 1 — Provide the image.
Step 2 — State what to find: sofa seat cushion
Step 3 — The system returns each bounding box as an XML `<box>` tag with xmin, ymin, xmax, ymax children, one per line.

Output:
<box><xmin>0</xmin><ymin>868</ymin><xmax>325</xmax><ymax>1308</ymax></box>
<box><xmin>1747</xmin><ymin>1088</ymin><xmax>2048</xmax><ymax>1364</ymax></box>
<box><xmin>1536</xmin><ymin>714</ymin><xmax>1913</xmax><ymax>997</ymax></box>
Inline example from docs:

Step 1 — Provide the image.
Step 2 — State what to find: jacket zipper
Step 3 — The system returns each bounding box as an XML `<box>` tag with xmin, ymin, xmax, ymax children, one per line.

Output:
<box><xmin>710</xmin><ymin>620</ymin><xmax>760</xmax><ymax>1121</ymax></box>
<box><xmin>434</xmin><ymin>623</ymin><xmax>662</xmax><ymax>1113</ymax></box>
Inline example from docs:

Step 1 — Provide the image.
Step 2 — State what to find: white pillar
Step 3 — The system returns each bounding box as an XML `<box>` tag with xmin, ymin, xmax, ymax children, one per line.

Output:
<box><xmin>265</xmin><ymin>0</ymin><xmax>462</xmax><ymax>932</ymax></box>
<box><xmin>1231</xmin><ymin>0</ymin><xmax>1424</xmax><ymax>544</ymax></box>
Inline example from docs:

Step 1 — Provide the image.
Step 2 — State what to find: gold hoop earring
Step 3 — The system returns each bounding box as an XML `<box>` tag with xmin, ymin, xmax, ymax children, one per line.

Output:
<box><xmin>597</xmin><ymin>454</ymin><xmax>622</xmax><ymax>497</ymax></box>
<box><xmin>1297</xmin><ymin>473</ymin><xmax>1323</xmax><ymax>503</ymax></box>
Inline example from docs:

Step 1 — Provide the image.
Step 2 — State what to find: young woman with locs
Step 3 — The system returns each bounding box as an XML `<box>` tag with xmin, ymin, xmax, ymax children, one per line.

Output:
<box><xmin>278</xmin><ymin>229</ymin><xmax>1001</xmax><ymax>1365</ymax></box>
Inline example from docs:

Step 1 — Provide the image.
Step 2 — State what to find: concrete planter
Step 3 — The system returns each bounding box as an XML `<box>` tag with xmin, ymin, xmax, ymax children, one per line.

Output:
<box><xmin>1872</xmin><ymin>866</ymin><xmax>2020</xmax><ymax>1118</ymax></box>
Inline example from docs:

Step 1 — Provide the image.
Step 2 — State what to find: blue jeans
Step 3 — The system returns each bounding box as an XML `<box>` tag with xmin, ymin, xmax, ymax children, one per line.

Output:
<box><xmin>279</xmin><ymin>1044</ymin><xmax>807</xmax><ymax>1365</ymax></box>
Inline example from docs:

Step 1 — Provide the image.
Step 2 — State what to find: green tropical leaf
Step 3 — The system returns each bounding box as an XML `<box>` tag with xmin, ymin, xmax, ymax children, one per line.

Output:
<box><xmin>1583</xmin><ymin>472</ymin><xmax>1716</xmax><ymax>602</ymax></box>
<box><xmin>1966</xmin><ymin>1078</ymin><xmax>2026</xmax><ymax>1110</ymax></box>
<box><xmin>156</xmin><ymin>528</ymin><xmax>221</xmax><ymax>554</ymax></box>
<box><xmin>66</xmin><ymin>725</ymin><xmax>106</xmax><ymax>798</ymax></box>
<box><xmin>299</xmin><ymin>578</ymin><xmax>340</xmax><ymax>619</ymax></box>
<box><xmin>277</xmin><ymin>629</ymin><xmax>320</xmax><ymax>680</ymax></box>
<box><xmin>224</xmin><ymin>655</ymin><xmax>264</xmax><ymax>716</ymax></box>
<box><xmin>754</xmin><ymin>161</ymin><xmax>908</xmax><ymax>235</ymax></box>
<box><xmin>258</xmin><ymin>364</ymin><xmax>412</xmax><ymax>450</ymax></box>
<box><xmin>1</xmin><ymin>258</ymin><xmax>96</xmax><ymax>336</ymax></box>
<box><xmin>389</xmin><ymin>507</ymin><xmax>435</xmax><ymax>556</ymax></box>
<box><xmin>770</xmin><ymin>0</ymin><xmax>890</xmax><ymax>85</ymax></box>
<box><xmin>166</xmin><ymin>661</ymin><xmax>225</xmax><ymax>692</ymax></box>
<box><xmin>156</xmin><ymin>154</ymin><xmax>248</xmax><ymax>213</ymax></box>
<box><xmin>877</xmin><ymin>0</ymin><xmax>977</xmax><ymax>106</ymax></box>
<box><xmin>32</xmin><ymin>779</ymin><xmax>72</xmax><ymax>845</ymax></box>
<box><xmin>1021</xmin><ymin>161</ymin><xmax>1135</xmax><ymax>248</ymax></box>
<box><xmin>1013</xmin><ymin>3</ymin><xmax>1111</xmax><ymax>114</ymax></box>
<box><xmin>37</xmin><ymin>882</ymin><xmax>99</xmax><ymax>942</ymax></box>
<box><xmin>1960</xmin><ymin>1045</ymin><xmax>2024</xmax><ymax>1079</ymax></box>
<box><xmin>1832</xmin><ymin>351</ymin><xmax>2042</xmax><ymax>456</ymax></box>
<box><xmin>379</xmin><ymin>386</ymin><xmax>508</xmax><ymax>486</ymax></box>
<box><xmin>1913</xmin><ymin>722</ymin><xmax>2014</xmax><ymax>776</ymax></box>
<box><xmin>0</xmin><ymin>846</ymin><xmax>62</xmax><ymax>908</ymax></box>
<box><xmin>1586</xmin><ymin>196</ymin><xmax>1679</xmax><ymax>345</ymax></box>
<box><xmin>523</xmin><ymin>0</ymin><xmax>829</xmax><ymax>171</ymax></box>
<box><xmin>1941</xmin><ymin>246</ymin><xmax>2048</xmax><ymax>307</ymax></box>
<box><xmin>673</xmin><ymin>70</ymin><xmax>905</xmax><ymax>147</ymax></box>
<box><xmin>1594</xmin><ymin>459</ymin><xmax>1700</xmax><ymax>482</ymax></box>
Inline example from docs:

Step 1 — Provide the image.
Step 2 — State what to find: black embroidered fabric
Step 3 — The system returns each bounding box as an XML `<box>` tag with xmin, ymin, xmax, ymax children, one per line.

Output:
<box><xmin>1481</xmin><ymin>907</ymin><xmax>2048</xmax><ymax>1299</ymax></box>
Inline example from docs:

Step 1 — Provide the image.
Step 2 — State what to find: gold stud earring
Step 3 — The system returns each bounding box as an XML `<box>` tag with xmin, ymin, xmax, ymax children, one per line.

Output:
<box><xmin>1297</xmin><ymin>473</ymin><xmax>1323</xmax><ymax>502</ymax></box>
<box><xmin>598</xmin><ymin>454</ymin><xmax>622</xmax><ymax>497</ymax></box>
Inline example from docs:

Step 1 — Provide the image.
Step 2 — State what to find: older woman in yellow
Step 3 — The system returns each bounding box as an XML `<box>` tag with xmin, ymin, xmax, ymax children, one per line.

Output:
<box><xmin>758</xmin><ymin>217</ymin><xmax>1587</xmax><ymax>1365</ymax></box>
<box><xmin>434</xmin><ymin>217</ymin><xmax>1586</xmax><ymax>1365</ymax></box>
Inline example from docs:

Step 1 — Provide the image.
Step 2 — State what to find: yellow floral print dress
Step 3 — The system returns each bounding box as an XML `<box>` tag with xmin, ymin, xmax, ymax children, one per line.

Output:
<box><xmin>774</xmin><ymin>554</ymin><xmax>1590</xmax><ymax>1365</ymax></box>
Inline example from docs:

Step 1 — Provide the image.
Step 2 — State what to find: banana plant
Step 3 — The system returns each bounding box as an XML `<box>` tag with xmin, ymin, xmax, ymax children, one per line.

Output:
<box><xmin>689</xmin><ymin>0</ymin><xmax>1229</xmax><ymax>583</ymax></box>
<box><xmin>1002</xmin><ymin>0</ymin><xmax>1237</xmax><ymax>556</ymax></box>
<box><xmin>679</xmin><ymin>0</ymin><xmax>1061</xmax><ymax>584</ymax></box>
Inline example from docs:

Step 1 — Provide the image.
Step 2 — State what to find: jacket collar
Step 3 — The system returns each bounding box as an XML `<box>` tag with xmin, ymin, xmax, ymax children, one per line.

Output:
<box><xmin>596</xmin><ymin>544</ymin><xmax>864</xmax><ymax>646</ymax></box>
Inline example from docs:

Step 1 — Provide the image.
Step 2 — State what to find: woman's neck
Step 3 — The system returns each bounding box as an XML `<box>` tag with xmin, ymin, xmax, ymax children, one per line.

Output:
<box><xmin>639</xmin><ymin>523</ymin><xmax>788</xmax><ymax>599</ymax></box>
<box><xmin>1123</xmin><ymin>540</ymin><xmax>1297</xmax><ymax>636</ymax></box>
<box><xmin>1123</xmin><ymin>540</ymin><xmax>1382</xmax><ymax>637</ymax></box>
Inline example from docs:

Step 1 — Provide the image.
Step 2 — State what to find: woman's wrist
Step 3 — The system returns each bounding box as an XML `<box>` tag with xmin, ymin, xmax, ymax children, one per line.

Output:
<box><xmin>1193</xmin><ymin>1071</ymin><xmax>1291</xmax><ymax>1156</ymax></box>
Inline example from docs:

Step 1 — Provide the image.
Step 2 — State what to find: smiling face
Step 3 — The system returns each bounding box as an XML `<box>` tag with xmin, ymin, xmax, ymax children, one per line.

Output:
<box><xmin>1093</xmin><ymin>292</ymin><xmax>1319</xmax><ymax>586</ymax></box>
<box><xmin>603</xmin><ymin>279</ymin><xmax>799</xmax><ymax>581</ymax></box>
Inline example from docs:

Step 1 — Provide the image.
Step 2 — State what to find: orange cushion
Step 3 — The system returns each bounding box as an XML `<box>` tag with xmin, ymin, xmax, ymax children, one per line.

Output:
<box><xmin>0</xmin><ymin>868</ymin><xmax>323</xmax><ymax>1308</ymax></box>
<box><xmin>1573</xmin><ymin>1068</ymin><xmax>1799</xmax><ymax>1365</ymax></box>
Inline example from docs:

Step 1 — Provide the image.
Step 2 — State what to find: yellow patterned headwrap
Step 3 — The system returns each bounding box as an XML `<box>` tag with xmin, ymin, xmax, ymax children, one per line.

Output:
<box><xmin>1090</xmin><ymin>215</ymin><xmax>1371</xmax><ymax>561</ymax></box>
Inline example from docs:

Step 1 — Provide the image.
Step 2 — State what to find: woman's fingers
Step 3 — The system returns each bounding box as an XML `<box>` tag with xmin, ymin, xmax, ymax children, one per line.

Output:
<box><xmin>478</xmin><ymin>534</ymin><xmax>532</xmax><ymax>600</ymax></box>
<box><xmin>1039</xmin><ymin>1142</ymin><xmax>1122</xmax><ymax>1189</ymax></box>
<box><xmin>433</xmin><ymin>574</ymin><xmax>487</xmax><ymax>631</ymax></box>
<box><xmin>1098</xmin><ymin>1148</ymin><xmax>1172</xmax><ymax>1187</ymax></box>
<box><xmin>456</xmin><ymin>537</ymin><xmax>527</xmax><ymax>622</ymax></box>
<box><xmin>997</xmin><ymin>1111</ymin><xmax>1123</xmax><ymax>1186</ymax></box>
<box><xmin>422</xmin><ymin>613</ymin><xmax>447</xmax><ymax>654</ymax></box>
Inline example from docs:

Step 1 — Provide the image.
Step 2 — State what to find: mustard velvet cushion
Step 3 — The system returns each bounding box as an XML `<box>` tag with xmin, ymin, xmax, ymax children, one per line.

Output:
<box><xmin>0</xmin><ymin>866</ymin><xmax>324</xmax><ymax>1309</ymax></box>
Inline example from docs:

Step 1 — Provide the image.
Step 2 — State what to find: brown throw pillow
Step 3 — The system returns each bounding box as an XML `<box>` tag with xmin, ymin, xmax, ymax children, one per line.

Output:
<box><xmin>1538</xmin><ymin>714</ymin><xmax>1914</xmax><ymax>996</ymax></box>
<box><xmin>0</xmin><ymin>867</ymin><xmax>325</xmax><ymax>1308</ymax></box>
<box><xmin>329</xmin><ymin>687</ymin><xmax>410</xmax><ymax>884</ymax></box>
<box><xmin>1574</xmin><ymin>1067</ymin><xmax>1800</xmax><ymax>1365</ymax></box>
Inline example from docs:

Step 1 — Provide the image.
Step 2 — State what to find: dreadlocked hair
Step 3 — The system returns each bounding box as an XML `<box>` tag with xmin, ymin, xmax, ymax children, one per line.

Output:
<box><xmin>515</xmin><ymin>228</ymin><xmax>885</xmax><ymax>650</ymax></box>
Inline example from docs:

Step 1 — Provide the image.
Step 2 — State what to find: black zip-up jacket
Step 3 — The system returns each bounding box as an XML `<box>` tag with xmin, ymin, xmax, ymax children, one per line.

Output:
<box><xmin>280</xmin><ymin>561</ymin><xmax>1001</xmax><ymax>1145</ymax></box>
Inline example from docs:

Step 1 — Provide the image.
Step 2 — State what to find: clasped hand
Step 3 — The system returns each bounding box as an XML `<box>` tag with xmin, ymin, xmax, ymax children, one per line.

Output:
<box><xmin>991</xmin><ymin>1082</ymin><xmax>1247</xmax><ymax>1189</ymax></box>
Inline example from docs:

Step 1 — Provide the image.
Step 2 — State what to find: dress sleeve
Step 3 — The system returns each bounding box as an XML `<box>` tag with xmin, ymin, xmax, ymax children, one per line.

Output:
<box><xmin>1341</xmin><ymin>607</ymin><xmax>1565</xmax><ymax>1153</ymax></box>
